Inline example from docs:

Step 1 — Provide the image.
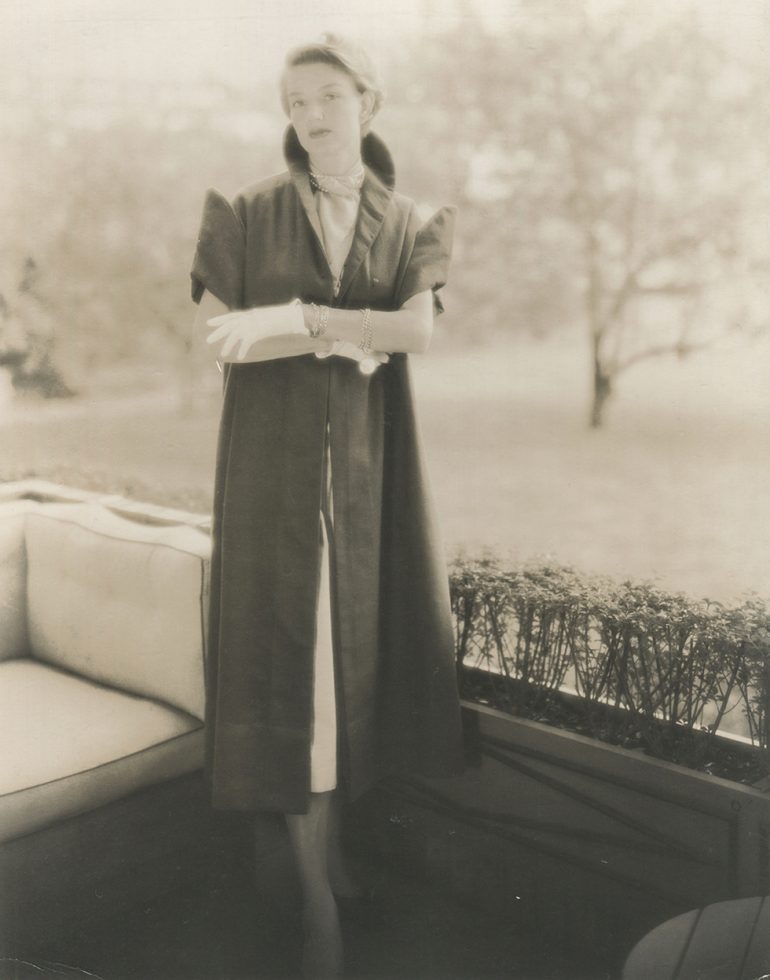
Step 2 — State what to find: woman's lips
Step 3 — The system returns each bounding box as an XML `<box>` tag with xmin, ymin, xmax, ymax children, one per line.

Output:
<box><xmin>309</xmin><ymin>128</ymin><xmax>331</xmax><ymax>138</ymax></box>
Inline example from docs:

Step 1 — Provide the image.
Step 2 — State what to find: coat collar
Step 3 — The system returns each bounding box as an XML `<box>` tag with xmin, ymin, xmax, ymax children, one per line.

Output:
<box><xmin>283</xmin><ymin>126</ymin><xmax>396</xmax><ymax>302</ymax></box>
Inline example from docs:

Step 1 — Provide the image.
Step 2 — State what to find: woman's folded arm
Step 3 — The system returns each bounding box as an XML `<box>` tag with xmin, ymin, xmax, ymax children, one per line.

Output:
<box><xmin>195</xmin><ymin>287</ymin><xmax>435</xmax><ymax>366</ymax></box>
<box><xmin>194</xmin><ymin>289</ymin><xmax>331</xmax><ymax>365</ymax></box>
<box><xmin>305</xmin><ymin>289</ymin><xmax>434</xmax><ymax>355</ymax></box>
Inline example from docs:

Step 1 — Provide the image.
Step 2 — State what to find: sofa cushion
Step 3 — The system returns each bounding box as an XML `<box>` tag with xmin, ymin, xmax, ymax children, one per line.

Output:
<box><xmin>22</xmin><ymin>501</ymin><xmax>210</xmax><ymax>720</ymax></box>
<box><xmin>0</xmin><ymin>658</ymin><xmax>204</xmax><ymax>844</ymax></box>
<box><xmin>0</xmin><ymin>504</ymin><xmax>28</xmax><ymax>663</ymax></box>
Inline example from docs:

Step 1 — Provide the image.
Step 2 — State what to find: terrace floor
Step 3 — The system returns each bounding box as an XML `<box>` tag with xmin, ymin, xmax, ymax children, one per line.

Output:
<box><xmin>2</xmin><ymin>846</ymin><xmax>614</xmax><ymax>980</ymax></box>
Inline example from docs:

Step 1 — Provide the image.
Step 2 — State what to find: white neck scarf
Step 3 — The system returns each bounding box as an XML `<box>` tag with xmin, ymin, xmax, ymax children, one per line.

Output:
<box><xmin>310</xmin><ymin>161</ymin><xmax>364</xmax><ymax>295</ymax></box>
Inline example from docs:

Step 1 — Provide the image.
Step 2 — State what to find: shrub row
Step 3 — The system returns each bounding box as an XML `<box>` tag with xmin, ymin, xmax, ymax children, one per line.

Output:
<box><xmin>448</xmin><ymin>556</ymin><xmax>770</xmax><ymax>775</ymax></box>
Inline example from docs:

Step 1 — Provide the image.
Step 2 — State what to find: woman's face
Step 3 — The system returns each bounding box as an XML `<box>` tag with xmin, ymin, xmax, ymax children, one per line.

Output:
<box><xmin>285</xmin><ymin>61</ymin><xmax>371</xmax><ymax>172</ymax></box>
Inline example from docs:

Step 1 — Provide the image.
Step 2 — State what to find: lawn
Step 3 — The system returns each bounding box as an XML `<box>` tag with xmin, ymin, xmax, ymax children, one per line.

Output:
<box><xmin>2</xmin><ymin>335</ymin><xmax>768</xmax><ymax>604</ymax></box>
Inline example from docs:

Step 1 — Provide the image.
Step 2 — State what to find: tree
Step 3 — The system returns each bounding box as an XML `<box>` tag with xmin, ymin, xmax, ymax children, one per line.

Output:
<box><xmin>1</xmin><ymin>76</ymin><xmax>282</xmax><ymax>404</ymax></box>
<box><xmin>0</xmin><ymin>258</ymin><xmax>74</xmax><ymax>398</ymax></box>
<box><xmin>547</xmin><ymin>10</ymin><xmax>767</xmax><ymax>426</ymax></box>
<box><xmin>387</xmin><ymin>3</ymin><xmax>769</xmax><ymax>426</ymax></box>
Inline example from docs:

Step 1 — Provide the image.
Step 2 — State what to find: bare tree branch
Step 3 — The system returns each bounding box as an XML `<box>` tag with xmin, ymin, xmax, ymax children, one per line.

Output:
<box><xmin>633</xmin><ymin>281</ymin><xmax>707</xmax><ymax>297</ymax></box>
<box><xmin>613</xmin><ymin>338</ymin><xmax>713</xmax><ymax>375</ymax></box>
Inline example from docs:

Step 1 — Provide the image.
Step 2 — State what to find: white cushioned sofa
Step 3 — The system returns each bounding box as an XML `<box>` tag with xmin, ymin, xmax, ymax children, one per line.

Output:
<box><xmin>0</xmin><ymin>482</ymin><xmax>217</xmax><ymax>950</ymax></box>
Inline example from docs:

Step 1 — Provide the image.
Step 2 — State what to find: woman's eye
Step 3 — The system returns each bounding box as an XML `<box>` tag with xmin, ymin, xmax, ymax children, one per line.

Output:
<box><xmin>325</xmin><ymin>93</ymin><xmax>338</xmax><ymax>101</ymax></box>
<box><xmin>291</xmin><ymin>100</ymin><xmax>304</xmax><ymax>109</ymax></box>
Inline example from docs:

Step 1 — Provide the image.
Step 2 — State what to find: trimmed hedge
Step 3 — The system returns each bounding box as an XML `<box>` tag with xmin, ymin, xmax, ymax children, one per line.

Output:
<box><xmin>449</xmin><ymin>556</ymin><xmax>770</xmax><ymax>778</ymax></box>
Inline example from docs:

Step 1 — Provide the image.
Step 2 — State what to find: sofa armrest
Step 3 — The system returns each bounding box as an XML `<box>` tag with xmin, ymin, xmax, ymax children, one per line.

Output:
<box><xmin>0</xmin><ymin>501</ymin><xmax>31</xmax><ymax>662</ymax></box>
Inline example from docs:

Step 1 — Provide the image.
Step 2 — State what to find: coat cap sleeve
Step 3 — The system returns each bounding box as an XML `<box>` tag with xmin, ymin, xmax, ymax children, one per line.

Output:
<box><xmin>190</xmin><ymin>188</ymin><xmax>245</xmax><ymax>308</ymax></box>
<box><xmin>397</xmin><ymin>205</ymin><xmax>457</xmax><ymax>315</ymax></box>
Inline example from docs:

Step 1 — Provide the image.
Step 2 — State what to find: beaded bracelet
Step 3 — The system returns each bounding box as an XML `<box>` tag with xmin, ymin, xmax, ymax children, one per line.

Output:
<box><xmin>359</xmin><ymin>307</ymin><xmax>373</xmax><ymax>354</ymax></box>
<box><xmin>308</xmin><ymin>302</ymin><xmax>329</xmax><ymax>339</ymax></box>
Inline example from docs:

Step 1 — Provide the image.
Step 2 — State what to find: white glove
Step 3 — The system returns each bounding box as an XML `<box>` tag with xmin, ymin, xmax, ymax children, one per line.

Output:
<box><xmin>207</xmin><ymin>301</ymin><xmax>306</xmax><ymax>362</ymax></box>
<box><xmin>315</xmin><ymin>341</ymin><xmax>390</xmax><ymax>373</ymax></box>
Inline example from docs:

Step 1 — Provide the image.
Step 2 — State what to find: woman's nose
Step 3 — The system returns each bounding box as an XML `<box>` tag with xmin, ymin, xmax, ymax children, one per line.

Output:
<box><xmin>308</xmin><ymin>102</ymin><xmax>324</xmax><ymax>121</ymax></box>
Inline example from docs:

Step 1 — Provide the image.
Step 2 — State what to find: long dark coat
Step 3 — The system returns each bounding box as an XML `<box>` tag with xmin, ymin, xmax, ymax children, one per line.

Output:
<box><xmin>191</xmin><ymin>127</ymin><xmax>465</xmax><ymax>814</ymax></box>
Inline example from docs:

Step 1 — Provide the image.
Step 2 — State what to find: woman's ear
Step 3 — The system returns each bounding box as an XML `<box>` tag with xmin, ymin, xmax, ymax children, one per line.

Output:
<box><xmin>360</xmin><ymin>90</ymin><xmax>376</xmax><ymax>125</ymax></box>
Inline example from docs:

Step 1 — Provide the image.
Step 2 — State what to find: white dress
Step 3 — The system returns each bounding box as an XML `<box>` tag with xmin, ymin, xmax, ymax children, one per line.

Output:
<box><xmin>310</xmin><ymin>425</ymin><xmax>338</xmax><ymax>792</ymax></box>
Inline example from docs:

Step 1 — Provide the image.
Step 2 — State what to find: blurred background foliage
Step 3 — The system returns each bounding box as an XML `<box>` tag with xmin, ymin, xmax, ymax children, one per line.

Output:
<box><xmin>1</xmin><ymin>0</ymin><xmax>768</xmax><ymax>601</ymax></box>
<box><xmin>1</xmin><ymin>0</ymin><xmax>767</xmax><ymax>425</ymax></box>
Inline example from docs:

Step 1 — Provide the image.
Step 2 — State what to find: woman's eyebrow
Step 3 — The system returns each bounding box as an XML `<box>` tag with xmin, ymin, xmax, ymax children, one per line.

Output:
<box><xmin>288</xmin><ymin>82</ymin><xmax>345</xmax><ymax>96</ymax></box>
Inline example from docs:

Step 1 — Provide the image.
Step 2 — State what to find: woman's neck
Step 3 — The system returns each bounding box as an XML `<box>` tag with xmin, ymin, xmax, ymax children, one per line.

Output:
<box><xmin>309</xmin><ymin>150</ymin><xmax>363</xmax><ymax>178</ymax></box>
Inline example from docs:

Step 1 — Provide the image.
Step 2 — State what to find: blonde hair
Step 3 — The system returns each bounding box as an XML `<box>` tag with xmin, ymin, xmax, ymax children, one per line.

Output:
<box><xmin>280</xmin><ymin>33</ymin><xmax>384</xmax><ymax>133</ymax></box>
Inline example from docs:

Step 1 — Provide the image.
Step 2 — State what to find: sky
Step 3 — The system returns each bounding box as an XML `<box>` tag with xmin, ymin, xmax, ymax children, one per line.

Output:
<box><xmin>2</xmin><ymin>0</ymin><xmax>767</xmax><ymax>94</ymax></box>
<box><xmin>2</xmin><ymin>0</ymin><xmax>496</xmax><ymax>89</ymax></box>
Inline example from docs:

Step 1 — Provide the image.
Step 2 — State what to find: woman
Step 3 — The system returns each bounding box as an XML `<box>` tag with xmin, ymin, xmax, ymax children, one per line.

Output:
<box><xmin>191</xmin><ymin>33</ymin><xmax>465</xmax><ymax>977</ymax></box>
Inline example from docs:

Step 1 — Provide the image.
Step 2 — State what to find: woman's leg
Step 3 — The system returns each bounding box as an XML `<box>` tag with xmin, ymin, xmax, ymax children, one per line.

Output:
<box><xmin>285</xmin><ymin>791</ymin><xmax>343</xmax><ymax>978</ymax></box>
<box><xmin>327</xmin><ymin>789</ymin><xmax>365</xmax><ymax>898</ymax></box>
